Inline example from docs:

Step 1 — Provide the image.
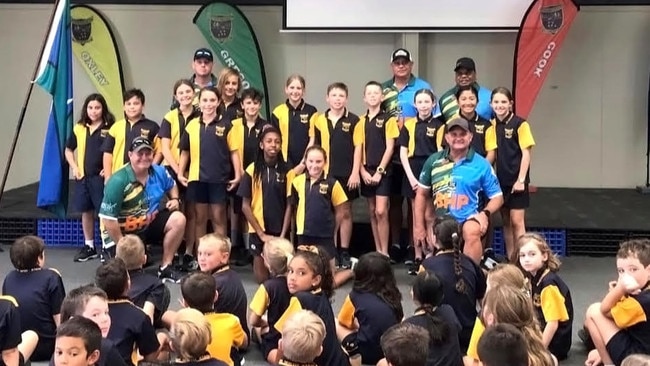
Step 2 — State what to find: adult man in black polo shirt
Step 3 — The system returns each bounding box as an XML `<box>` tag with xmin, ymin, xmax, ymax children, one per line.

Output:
<box><xmin>170</xmin><ymin>48</ymin><xmax>218</xmax><ymax>110</ymax></box>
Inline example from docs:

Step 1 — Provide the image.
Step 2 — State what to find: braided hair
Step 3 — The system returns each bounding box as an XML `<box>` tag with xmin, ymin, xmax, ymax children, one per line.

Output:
<box><xmin>434</xmin><ymin>217</ymin><xmax>467</xmax><ymax>294</ymax></box>
<box><xmin>252</xmin><ymin>125</ymin><xmax>287</xmax><ymax>184</ymax></box>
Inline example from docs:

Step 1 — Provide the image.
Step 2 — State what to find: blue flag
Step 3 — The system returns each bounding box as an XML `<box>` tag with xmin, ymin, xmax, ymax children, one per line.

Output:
<box><xmin>35</xmin><ymin>0</ymin><xmax>73</xmax><ymax>218</ymax></box>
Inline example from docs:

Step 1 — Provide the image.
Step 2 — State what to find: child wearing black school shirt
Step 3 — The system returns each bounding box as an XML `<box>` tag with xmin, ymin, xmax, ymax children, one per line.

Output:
<box><xmin>0</xmin><ymin>295</ymin><xmax>38</xmax><ymax>366</ymax></box>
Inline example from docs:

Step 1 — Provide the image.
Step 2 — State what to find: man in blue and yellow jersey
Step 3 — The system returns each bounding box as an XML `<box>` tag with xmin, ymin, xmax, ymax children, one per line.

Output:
<box><xmin>415</xmin><ymin>117</ymin><xmax>503</xmax><ymax>264</ymax></box>
<box><xmin>438</xmin><ymin>57</ymin><xmax>492</xmax><ymax>122</ymax></box>
<box><xmin>99</xmin><ymin>137</ymin><xmax>185</xmax><ymax>283</ymax></box>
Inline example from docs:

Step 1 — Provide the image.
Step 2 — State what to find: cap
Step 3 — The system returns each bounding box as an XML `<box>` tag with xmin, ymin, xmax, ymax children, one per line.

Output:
<box><xmin>193</xmin><ymin>48</ymin><xmax>213</xmax><ymax>62</ymax></box>
<box><xmin>454</xmin><ymin>57</ymin><xmax>476</xmax><ymax>72</ymax></box>
<box><xmin>446</xmin><ymin>117</ymin><xmax>470</xmax><ymax>132</ymax></box>
<box><xmin>391</xmin><ymin>48</ymin><xmax>412</xmax><ymax>63</ymax></box>
<box><xmin>130</xmin><ymin>137</ymin><xmax>154</xmax><ymax>152</ymax></box>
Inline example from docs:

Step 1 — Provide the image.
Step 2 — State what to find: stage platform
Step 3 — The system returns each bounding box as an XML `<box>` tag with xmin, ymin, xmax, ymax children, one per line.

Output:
<box><xmin>1</xmin><ymin>182</ymin><xmax>650</xmax><ymax>255</ymax></box>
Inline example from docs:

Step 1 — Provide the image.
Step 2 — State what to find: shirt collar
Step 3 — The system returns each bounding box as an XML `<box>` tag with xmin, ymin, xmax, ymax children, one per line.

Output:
<box><xmin>442</xmin><ymin>147</ymin><xmax>476</xmax><ymax>162</ymax></box>
<box><xmin>285</xmin><ymin>99</ymin><xmax>305</xmax><ymax>111</ymax></box>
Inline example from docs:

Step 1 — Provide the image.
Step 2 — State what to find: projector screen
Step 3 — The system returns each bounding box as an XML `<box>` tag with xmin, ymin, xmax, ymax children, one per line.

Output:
<box><xmin>283</xmin><ymin>0</ymin><xmax>535</xmax><ymax>32</ymax></box>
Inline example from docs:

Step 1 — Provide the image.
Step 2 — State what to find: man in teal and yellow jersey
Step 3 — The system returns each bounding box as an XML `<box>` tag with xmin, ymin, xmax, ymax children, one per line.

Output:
<box><xmin>439</xmin><ymin>58</ymin><xmax>492</xmax><ymax>122</ymax></box>
<box><xmin>102</xmin><ymin>89</ymin><xmax>161</xmax><ymax>181</ymax></box>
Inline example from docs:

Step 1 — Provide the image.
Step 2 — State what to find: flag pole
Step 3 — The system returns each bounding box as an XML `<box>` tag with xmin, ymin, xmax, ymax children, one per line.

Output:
<box><xmin>0</xmin><ymin>0</ymin><xmax>63</xmax><ymax>209</ymax></box>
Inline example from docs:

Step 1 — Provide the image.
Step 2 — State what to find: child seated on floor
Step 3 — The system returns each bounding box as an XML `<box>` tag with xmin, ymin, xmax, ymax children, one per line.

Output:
<box><xmin>169</xmin><ymin>308</ymin><xmax>228</xmax><ymax>366</ymax></box>
<box><xmin>277</xmin><ymin>310</ymin><xmax>326</xmax><ymax>366</ymax></box>
<box><xmin>2</xmin><ymin>235</ymin><xmax>66</xmax><ymax>361</ymax></box>
<box><xmin>115</xmin><ymin>234</ymin><xmax>175</xmax><ymax>328</ymax></box>
<box><xmin>249</xmin><ymin>237</ymin><xmax>294</xmax><ymax>364</ymax></box>
<box><xmin>53</xmin><ymin>317</ymin><xmax>102</xmax><ymax>366</ymax></box>
<box><xmin>95</xmin><ymin>258</ymin><xmax>165</xmax><ymax>366</ymax></box>
<box><xmin>54</xmin><ymin>284</ymin><xmax>127</xmax><ymax>366</ymax></box>
<box><xmin>477</xmin><ymin>323</ymin><xmax>529</xmax><ymax>366</ymax></box>
<box><xmin>180</xmin><ymin>272</ymin><xmax>248</xmax><ymax>366</ymax></box>
<box><xmin>585</xmin><ymin>239</ymin><xmax>650</xmax><ymax>366</ymax></box>
<box><xmin>197</xmin><ymin>234</ymin><xmax>249</xmax><ymax>337</ymax></box>
<box><xmin>0</xmin><ymin>295</ymin><xmax>38</xmax><ymax>366</ymax></box>
<box><xmin>380</xmin><ymin>323</ymin><xmax>431</xmax><ymax>366</ymax></box>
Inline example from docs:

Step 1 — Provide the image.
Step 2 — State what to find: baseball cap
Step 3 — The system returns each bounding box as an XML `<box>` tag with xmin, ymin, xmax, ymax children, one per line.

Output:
<box><xmin>454</xmin><ymin>57</ymin><xmax>476</xmax><ymax>72</ymax></box>
<box><xmin>193</xmin><ymin>48</ymin><xmax>214</xmax><ymax>62</ymax></box>
<box><xmin>446</xmin><ymin>117</ymin><xmax>470</xmax><ymax>132</ymax></box>
<box><xmin>391</xmin><ymin>48</ymin><xmax>412</xmax><ymax>63</ymax></box>
<box><xmin>130</xmin><ymin>137</ymin><xmax>154</xmax><ymax>152</ymax></box>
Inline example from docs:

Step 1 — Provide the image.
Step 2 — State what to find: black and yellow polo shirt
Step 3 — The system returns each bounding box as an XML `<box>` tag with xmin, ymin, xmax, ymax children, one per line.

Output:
<box><xmin>398</xmin><ymin>115</ymin><xmax>445</xmax><ymax>159</ymax></box>
<box><xmin>289</xmin><ymin>173</ymin><xmax>347</xmax><ymax>238</ymax></box>
<box><xmin>66</xmin><ymin>122</ymin><xmax>111</xmax><ymax>177</ymax></box>
<box><xmin>270</xmin><ymin>100</ymin><xmax>318</xmax><ymax>168</ymax></box>
<box><xmin>313</xmin><ymin>109</ymin><xmax>362</xmax><ymax>177</ymax></box>
<box><xmin>493</xmin><ymin>113</ymin><xmax>535</xmax><ymax>186</ymax></box>
<box><xmin>356</xmin><ymin>111</ymin><xmax>399</xmax><ymax>169</ymax></box>
<box><xmin>231</xmin><ymin>116</ymin><xmax>269</xmax><ymax>169</ymax></box>
<box><xmin>159</xmin><ymin>107</ymin><xmax>200</xmax><ymax>166</ymax></box>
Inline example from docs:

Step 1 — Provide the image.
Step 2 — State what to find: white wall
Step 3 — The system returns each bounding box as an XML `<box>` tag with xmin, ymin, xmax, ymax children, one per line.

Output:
<box><xmin>0</xmin><ymin>4</ymin><xmax>648</xmax><ymax>190</ymax></box>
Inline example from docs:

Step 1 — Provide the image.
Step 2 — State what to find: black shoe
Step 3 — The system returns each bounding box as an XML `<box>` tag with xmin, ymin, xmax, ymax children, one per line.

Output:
<box><xmin>100</xmin><ymin>246</ymin><xmax>116</xmax><ymax>263</ymax></box>
<box><xmin>388</xmin><ymin>244</ymin><xmax>402</xmax><ymax>264</ymax></box>
<box><xmin>408</xmin><ymin>258</ymin><xmax>422</xmax><ymax>276</ymax></box>
<box><xmin>178</xmin><ymin>254</ymin><xmax>199</xmax><ymax>272</ymax></box>
<box><xmin>578</xmin><ymin>328</ymin><xmax>595</xmax><ymax>351</ymax></box>
<box><xmin>339</xmin><ymin>250</ymin><xmax>354</xmax><ymax>270</ymax></box>
<box><xmin>74</xmin><ymin>246</ymin><xmax>98</xmax><ymax>262</ymax></box>
<box><xmin>158</xmin><ymin>265</ymin><xmax>182</xmax><ymax>284</ymax></box>
<box><xmin>404</xmin><ymin>246</ymin><xmax>415</xmax><ymax>265</ymax></box>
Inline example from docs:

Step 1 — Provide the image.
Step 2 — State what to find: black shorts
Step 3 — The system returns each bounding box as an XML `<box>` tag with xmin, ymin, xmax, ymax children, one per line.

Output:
<box><xmin>139</xmin><ymin>209</ymin><xmax>174</xmax><ymax>246</ymax></box>
<box><xmin>501</xmin><ymin>184</ymin><xmax>530</xmax><ymax>209</ymax></box>
<box><xmin>606</xmin><ymin>330</ymin><xmax>646</xmax><ymax>366</ymax></box>
<box><xmin>341</xmin><ymin>332</ymin><xmax>383</xmax><ymax>365</ymax></box>
<box><xmin>231</xmin><ymin>194</ymin><xmax>243</xmax><ymax>215</ymax></box>
<box><xmin>186</xmin><ymin>181</ymin><xmax>228</xmax><ymax>204</ymax></box>
<box><xmin>249</xmin><ymin>232</ymin><xmax>282</xmax><ymax>256</ymax></box>
<box><xmin>260</xmin><ymin>331</ymin><xmax>281</xmax><ymax>360</ymax></box>
<box><xmin>153</xmin><ymin>285</ymin><xmax>171</xmax><ymax>329</ymax></box>
<box><xmin>390</xmin><ymin>164</ymin><xmax>404</xmax><ymax>196</ymax></box>
<box><xmin>333</xmin><ymin>176</ymin><xmax>359</xmax><ymax>201</ymax></box>
<box><xmin>402</xmin><ymin>157</ymin><xmax>427</xmax><ymax>199</ymax></box>
<box><xmin>360</xmin><ymin>168</ymin><xmax>391</xmax><ymax>198</ymax></box>
<box><xmin>73</xmin><ymin>175</ymin><xmax>104</xmax><ymax>213</ymax></box>
<box><xmin>164</xmin><ymin>166</ymin><xmax>187</xmax><ymax>197</ymax></box>
<box><xmin>296</xmin><ymin>235</ymin><xmax>336</xmax><ymax>260</ymax></box>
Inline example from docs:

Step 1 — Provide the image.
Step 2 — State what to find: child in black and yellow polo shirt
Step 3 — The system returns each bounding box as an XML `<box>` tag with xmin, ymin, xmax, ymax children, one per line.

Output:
<box><xmin>237</xmin><ymin>126</ymin><xmax>292</xmax><ymax>283</ymax></box>
<box><xmin>102</xmin><ymin>88</ymin><xmax>161</xmax><ymax>180</ymax></box>
<box><xmin>65</xmin><ymin>93</ymin><xmax>116</xmax><ymax>262</ymax></box>
<box><xmin>355</xmin><ymin>81</ymin><xmax>399</xmax><ymax>257</ymax></box>
<box><xmin>178</xmin><ymin>87</ymin><xmax>242</xmax><ymax>242</ymax></box>
<box><xmin>313</xmin><ymin>82</ymin><xmax>362</xmax><ymax>270</ymax></box>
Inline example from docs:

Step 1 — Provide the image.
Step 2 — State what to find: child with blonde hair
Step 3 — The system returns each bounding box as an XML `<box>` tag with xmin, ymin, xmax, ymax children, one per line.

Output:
<box><xmin>622</xmin><ymin>354</ymin><xmax>650</xmax><ymax>366</ymax></box>
<box><xmin>278</xmin><ymin>310</ymin><xmax>326</xmax><ymax>366</ymax></box>
<box><xmin>249</xmin><ymin>238</ymin><xmax>295</xmax><ymax>364</ymax></box>
<box><xmin>518</xmin><ymin>233</ymin><xmax>573</xmax><ymax>360</ymax></box>
<box><xmin>170</xmin><ymin>308</ymin><xmax>228</xmax><ymax>366</ymax></box>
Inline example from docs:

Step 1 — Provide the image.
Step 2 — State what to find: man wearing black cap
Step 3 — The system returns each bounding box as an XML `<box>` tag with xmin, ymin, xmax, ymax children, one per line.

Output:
<box><xmin>98</xmin><ymin>137</ymin><xmax>185</xmax><ymax>282</ymax></box>
<box><xmin>170</xmin><ymin>48</ymin><xmax>218</xmax><ymax>109</ymax></box>
<box><xmin>382</xmin><ymin>48</ymin><xmax>440</xmax><ymax>264</ymax></box>
<box><xmin>439</xmin><ymin>57</ymin><xmax>493</xmax><ymax>122</ymax></box>
<box><xmin>414</xmin><ymin>117</ymin><xmax>503</xmax><ymax>263</ymax></box>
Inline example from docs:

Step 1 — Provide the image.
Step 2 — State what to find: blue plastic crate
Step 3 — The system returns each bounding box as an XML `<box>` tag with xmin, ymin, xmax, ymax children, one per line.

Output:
<box><xmin>491</xmin><ymin>227</ymin><xmax>566</xmax><ymax>257</ymax></box>
<box><xmin>37</xmin><ymin>219</ymin><xmax>101</xmax><ymax>247</ymax></box>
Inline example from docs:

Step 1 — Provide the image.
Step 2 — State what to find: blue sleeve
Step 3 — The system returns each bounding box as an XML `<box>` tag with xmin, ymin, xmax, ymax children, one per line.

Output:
<box><xmin>477</xmin><ymin>87</ymin><xmax>493</xmax><ymax>120</ymax></box>
<box><xmin>480</xmin><ymin>161</ymin><xmax>502</xmax><ymax>199</ymax></box>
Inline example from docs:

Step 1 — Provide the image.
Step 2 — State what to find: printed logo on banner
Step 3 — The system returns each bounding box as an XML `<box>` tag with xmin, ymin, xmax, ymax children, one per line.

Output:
<box><xmin>540</xmin><ymin>4</ymin><xmax>564</xmax><ymax>34</ymax></box>
<box><xmin>71</xmin><ymin>16</ymin><xmax>93</xmax><ymax>45</ymax></box>
<box><xmin>211</xmin><ymin>15</ymin><xmax>233</xmax><ymax>43</ymax></box>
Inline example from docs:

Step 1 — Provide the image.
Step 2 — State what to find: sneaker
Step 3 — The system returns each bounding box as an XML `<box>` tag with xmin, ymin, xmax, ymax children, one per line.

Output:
<box><xmin>349</xmin><ymin>256</ymin><xmax>359</xmax><ymax>271</ymax></box>
<box><xmin>158</xmin><ymin>265</ymin><xmax>182</xmax><ymax>284</ymax></box>
<box><xmin>339</xmin><ymin>250</ymin><xmax>353</xmax><ymax>270</ymax></box>
<box><xmin>334</xmin><ymin>251</ymin><xmax>341</xmax><ymax>269</ymax></box>
<box><xmin>388</xmin><ymin>244</ymin><xmax>402</xmax><ymax>264</ymax></box>
<box><xmin>408</xmin><ymin>258</ymin><xmax>422</xmax><ymax>276</ymax></box>
<box><xmin>179</xmin><ymin>254</ymin><xmax>198</xmax><ymax>272</ymax></box>
<box><xmin>578</xmin><ymin>328</ymin><xmax>595</xmax><ymax>351</ymax></box>
<box><xmin>100</xmin><ymin>246</ymin><xmax>116</xmax><ymax>263</ymax></box>
<box><xmin>74</xmin><ymin>246</ymin><xmax>98</xmax><ymax>262</ymax></box>
<box><xmin>404</xmin><ymin>246</ymin><xmax>415</xmax><ymax>265</ymax></box>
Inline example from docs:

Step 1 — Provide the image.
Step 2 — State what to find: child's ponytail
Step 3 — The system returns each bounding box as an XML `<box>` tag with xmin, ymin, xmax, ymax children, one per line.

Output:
<box><xmin>452</xmin><ymin>232</ymin><xmax>467</xmax><ymax>294</ymax></box>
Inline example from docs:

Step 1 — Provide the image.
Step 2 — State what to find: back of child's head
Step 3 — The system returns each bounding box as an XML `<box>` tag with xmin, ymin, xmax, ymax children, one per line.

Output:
<box><xmin>617</xmin><ymin>239</ymin><xmax>650</xmax><ymax>267</ymax></box>
<box><xmin>263</xmin><ymin>237</ymin><xmax>294</xmax><ymax>276</ymax></box>
<box><xmin>622</xmin><ymin>354</ymin><xmax>650</xmax><ymax>366</ymax></box>
<box><xmin>487</xmin><ymin>263</ymin><xmax>528</xmax><ymax>291</ymax></box>
<box><xmin>412</xmin><ymin>270</ymin><xmax>450</xmax><ymax>345</ymax></box>
<box><xmin>279</xmin><ymin>310</ymin><xmax>325</xmax><ymax>363</ymax></box>
<box><xmin>180</xmin><ymin>272</ymin><xmax>216</xmax><ymax>313</ymax></box>
<box><xmin>115</xmin><ymin>234</ymin><xmax>146</xmax><ymax>270</ymax></box>
<box><xmin>380</xmin><ymin>322</ymin><xmax>430</xmax><ymax>366</ymax></box>
<box><xmin>353</xmin><ymin>252</ymin><xmax>403</xmax><ymax>320</ymax></box>
<box><xmin>482</xmin><ymin>285</ymin><xmax>553</xmax><ymax>366</ymax></box>
<box><xmin>55</xmin><ymin>316</ymin><xmax>102</xmax><ymax>366</ymax></box>
<box><xmin>9</xmin><ymin>235</ymin><xmax>45</xmax><ymax>270</ymax></box>
<box><xmin>433</xmin><ymin>217</ymin><xmax>467</xmax><ymax>294</ymax></box>
<box><xmin>171</xmin><ymin>307</ymin><xmax>212</xmax><ymax>361</ymax></box>
<box><xmin>293</xmin><ymin>245</ymin><xmax>334</xmax><ymax>298</ymax></box>
<box><xmin>477</xmin><ymin>323</ymin><xmax>529</xmax><ymax>366</ymax></box>
<box><xmin>95</xmin><ymin>258</ymin><xmax>129</xmax><ymax>300</ymax></box>
<box><xmin>516</xmin><ymin>233</ymin><xmax>561</xmax><ymax>272</ymax></box>
<box><xmin>200</xmin><ymin>233</ymin><xmax>231</xmax><ymax>254</ymax></box>
<box><xmin>61</xmin><ymin>284</ymin><xmax>108</xmax><ymax>322</ymax></box>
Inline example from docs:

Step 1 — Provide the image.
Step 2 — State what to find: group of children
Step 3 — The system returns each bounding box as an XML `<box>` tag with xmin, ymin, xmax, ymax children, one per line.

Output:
<box><xmin>2</xmin><ymin>220</ymin><xmax>650</xmax><ymax>365</ymax></box>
